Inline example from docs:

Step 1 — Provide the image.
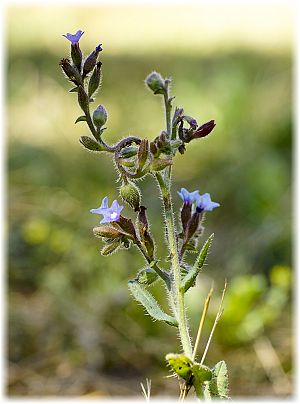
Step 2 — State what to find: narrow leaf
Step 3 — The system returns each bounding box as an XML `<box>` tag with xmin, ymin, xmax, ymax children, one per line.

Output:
<box><xmin>69</xmin><ymin>87</ymin><xmax>78</xmax><ymax>93</ymax></box>
<box><xmin>181</xmin><ymin>233</ymin><xmax>214</xmax><ymax>292</ymax></box>
<box><xmin>75</xmin><ymin>115</ymin><xmax>87</xmax><ymax>124</ymax></box>
<box><xmin>128</xmin><ymin>281</ymin><xmax>178</xmax><ymax>326</ymax></box>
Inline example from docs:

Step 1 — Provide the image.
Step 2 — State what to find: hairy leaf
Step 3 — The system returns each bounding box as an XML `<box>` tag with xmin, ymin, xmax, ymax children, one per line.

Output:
<box><xmin>192</xmin><ymin>363</ymin><xmax>212</xmax><ymax>398</ymax></box>
<box><xmin>181</xmin><ymin>233</ymin><xmax>214</xmax><ymax>292</ymax></box>
<box><xmin>203</xmin><ymin>361</ymin><xmax>229</xmax><ymax>400</ymax></box>
<box><xmin>128</xmin><ymin>281</ymin><xmax>177</xmax><ymax>326</ymax></box>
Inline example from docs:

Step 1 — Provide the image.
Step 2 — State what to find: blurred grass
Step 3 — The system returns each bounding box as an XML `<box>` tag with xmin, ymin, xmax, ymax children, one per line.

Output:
<box><xmin>7</xmin><ymin>4</ymin><xmax>292</xmax><ymax>398</ymax></box>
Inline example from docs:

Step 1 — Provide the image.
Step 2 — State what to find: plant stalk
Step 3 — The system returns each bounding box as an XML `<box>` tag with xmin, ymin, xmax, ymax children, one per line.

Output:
<box><xmin>155</xmin><ymin>85</ymin><xmax>192</xmax><ymax>357</ymax></box>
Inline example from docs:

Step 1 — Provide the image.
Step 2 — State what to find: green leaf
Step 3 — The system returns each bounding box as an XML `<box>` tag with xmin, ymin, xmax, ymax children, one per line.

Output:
<box><xmin>203</xmin><ymin>361</ymin><xmax>229</xmax><ymax>400</ymax></box>
<box><xmin>192</xmin><ymin>363</ymin><xmax>212</xmax><ymax>398</ymax></box>
<box><xmin>69</xmin><ymin>87</ymin><xmax>78</xmax><ymax>93</ymax></box>
<box><xmin>128</xmin><ymin>281</ymin><xmax>178</xmax><ymax>327</ymax></box>
<box><xmin>192</xmin><ymin>363</ymin><xmax>212</xmax><ymax>383</ymax></box>
<box><xmin>79</xmin><ymin>136</ymin><xmax>105</xmax><ymax>152</ymax></box>
<box><xmin>75</xmin><ymin>115</ymin><xmax>87</xmax><ymax>124</ymax></box>
<box><xmin>181</xmin><ymin>233</ymin><xmax>214</xmax><ymax>293</ymax></box>
<box><xmin>165</xmin><ymin>354</ymin><xmax>193</xmax><ymax>381</ymax></box>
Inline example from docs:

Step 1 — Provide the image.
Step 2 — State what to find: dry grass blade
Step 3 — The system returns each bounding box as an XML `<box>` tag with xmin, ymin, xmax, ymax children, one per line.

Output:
<box><xmin>200</xmin><ymin>279</ymin><xmax>227</xmax><ymax>365</ymax></box>
<box><xmin>192</xmin><ymin>285</ymin><xmax>214</xmax><ymax>361</ymax></box>
<box><xmin>140</xmin><ymin>378</ymin><xmax>152</xmax><ymax>402</ymax></box>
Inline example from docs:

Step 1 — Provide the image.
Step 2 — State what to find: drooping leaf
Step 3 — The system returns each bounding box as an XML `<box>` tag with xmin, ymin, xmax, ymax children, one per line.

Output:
<box><xmin>128</xmin><ymin>281</ymin><xmax>178</xmax><ymax>326</ymax></box>
<box><xmin>181</xmin><ymin>233</ymin><xmax>214</xmax><ymax>292</ymax></box>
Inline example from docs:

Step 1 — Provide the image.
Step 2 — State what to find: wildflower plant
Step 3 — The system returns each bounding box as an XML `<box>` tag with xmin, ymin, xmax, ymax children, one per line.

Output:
<box><xmin>60</xmin><ymin>30</ymin><xmax>229</xmax><ymax>400</ymax></box>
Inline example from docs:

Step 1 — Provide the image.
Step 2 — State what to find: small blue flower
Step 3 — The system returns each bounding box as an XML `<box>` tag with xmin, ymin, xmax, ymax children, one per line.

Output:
<box><xmin>95</xmin><ymin>44</ymin><xmax>103</xmax><ymax>52</ymax></box>
<box><xmin>195</xmin><ymin>193</ymin><xmax>220</xmax><ymax>213</ymax></box>
<box><xmin>178</xmin><ymin>188</ymin><xmax>199</xmax><ymax>204</ymax></box>
<box><xmin>90</xmin><ymin>197</ymin><xmax>124</xmax><ymax>224</ymax></box>
<box><xmin>63</xmin><ymin>30</ymin><xmax>84</xmax><ymax>45</ymax></box>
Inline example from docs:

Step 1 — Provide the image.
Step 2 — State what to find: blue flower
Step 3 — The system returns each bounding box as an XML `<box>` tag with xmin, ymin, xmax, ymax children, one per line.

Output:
<box><xmin>90</xmin><ymin>197</ymin><xmax>124</xmax><ymax>224</ymax></box>
<box><xmin>195</xmin><ymin>193</ymin><xmax>220</xmax><ymax>213</ymax></box>
<box><xmin>178</xmin><ymin>188</ymin><xmax>199</xmax><ymax>204</ymax></box>
<box><xmin>63</xmin><ymin>30</ymin><xmax>84</xmax><ymax>45</ymax></box>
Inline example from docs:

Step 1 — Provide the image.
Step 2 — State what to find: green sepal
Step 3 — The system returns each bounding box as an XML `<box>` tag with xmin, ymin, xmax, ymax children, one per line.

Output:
<box><xmin>128</xmin><ymin>281</ymin><xmax>178</xmax><ymax>327</ymax></box>
<box><xmin>75</xmin><ymin>115</ymin><xmax>87</xmax><ymax>124</ymax></box>
<box><xmin>180</xmin><ymin>233</ymin><xmax>214</xmax><ymax>293</ymax></box>
<box><xmin>69</xmin><ymin>87</ymin><xmax>78</xmax><ymax>93</ymax></box>
<box><xmin>203</xmin><ymin>361</ymin><xmax>229</xmax><ymax>400</ymax></box>
<box><xmin>101</xmin><ymin>240</ymin><xmax>121</xmax><ymax>256</ymax></box>
<box><xmin>79</xmin><ymin>136</ymin><xmax>105</xmax><ymax>152</ymax></box>
<box><xmin>165</xmin><ymin>354</ymin><xmax>193</xmax><ymax>381</ymax></box>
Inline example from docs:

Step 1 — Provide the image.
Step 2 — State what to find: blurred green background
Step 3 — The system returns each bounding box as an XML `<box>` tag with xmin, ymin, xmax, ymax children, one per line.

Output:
<box><xmin>7</xmin><ymin>3</ymin><xmax>293</xmax><ymax>398</ymax></box>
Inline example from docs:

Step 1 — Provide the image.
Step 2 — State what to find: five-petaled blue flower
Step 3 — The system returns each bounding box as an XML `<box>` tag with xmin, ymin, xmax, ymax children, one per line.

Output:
<box><xmin>195</xmin><ymin>193</ymin><xmax>220</xmax><ymax>213</ymax></box>
<box><xmin>178</xmin><ymin>188</ymin><xmax>199</xmax><ymax>204</ymax></box>
<box><xmin>90</xmin><ymin>196</ymin><xmax>124</xmax><ymax>224</ymax></box>
<box><xmin>63</xmin><ymin>30</ymin><xmax>84</xmax><ymax>45</ymax></box>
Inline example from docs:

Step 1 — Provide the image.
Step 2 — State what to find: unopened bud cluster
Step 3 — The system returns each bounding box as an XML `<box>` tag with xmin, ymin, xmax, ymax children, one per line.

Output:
<box><xmin>60</xmin><ymin>30</ymin><xmax>106</xmax><ymax>142</ymax></box>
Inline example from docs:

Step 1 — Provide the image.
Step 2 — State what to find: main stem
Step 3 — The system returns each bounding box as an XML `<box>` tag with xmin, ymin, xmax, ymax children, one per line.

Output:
<box><xmin>156</xmin><ymin>85</ymin><xmax>192</xmax><ymax>358</ymax></box>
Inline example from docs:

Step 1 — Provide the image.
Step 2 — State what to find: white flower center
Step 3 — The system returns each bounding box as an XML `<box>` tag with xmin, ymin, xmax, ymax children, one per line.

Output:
<box><xmin>110</xmin><ymin>212</ymin><xmax>118</xmax><ymax>220</ymax></box>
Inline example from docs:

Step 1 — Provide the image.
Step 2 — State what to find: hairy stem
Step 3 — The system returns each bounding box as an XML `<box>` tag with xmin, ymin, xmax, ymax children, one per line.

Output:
<box><xmin>156</xmin><ymin>172</ymin><xmax>192</xmax><ymax>357</ymax></box>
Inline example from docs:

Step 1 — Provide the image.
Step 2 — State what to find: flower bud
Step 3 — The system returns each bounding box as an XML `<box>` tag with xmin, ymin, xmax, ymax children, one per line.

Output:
<box><xmin>59</xmin><ymin>58</ymin><xmax>82</xmax><ymax>85</ymax></box>
<box><xmin>92</xmin><ymin>104</ymin><xmax>107</xmax><ymax>128</ymax></box>
<box><xmin>145</xmin><ymin>71</ymin><xmax>166</xmax><ymax>94</ymax></box>
<box><xmin>119</xmin><ymin>181</ymin><xmax>141</xmax><ymax>211</ymax></box>
<box><xmin>88</xmin><ymin>62</ymin><xmax>102</xmax><ymax>97</ymax></box>
<box><xmin>187</xmin><ymin>120</ymin><xmax>216</xmax><ymax>142</ymax></box>
<box><xmin>83</xmin><ymin>44</ymin><xmax>102</xmax><ymax>77</ymax></box>
<box><xmin>93</xmin><ymin>225</ymin><xmax>124</xmax><ymax>239</ymax></box>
